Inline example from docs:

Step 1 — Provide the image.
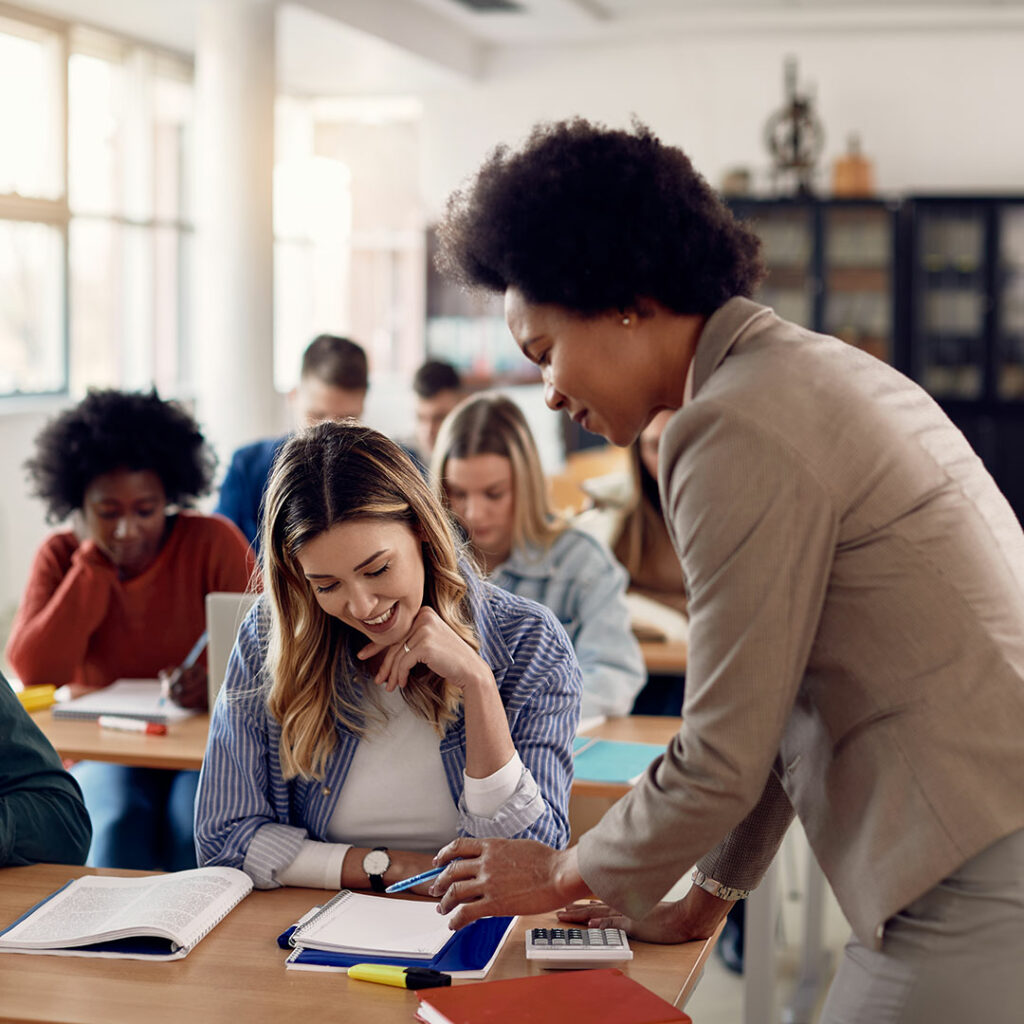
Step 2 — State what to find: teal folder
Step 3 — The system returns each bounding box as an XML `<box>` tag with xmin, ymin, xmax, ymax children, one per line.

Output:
<box><xmin>572</xmin><ymin>737</ymin><xmax>665</xmax><ymax>784</ymax></box>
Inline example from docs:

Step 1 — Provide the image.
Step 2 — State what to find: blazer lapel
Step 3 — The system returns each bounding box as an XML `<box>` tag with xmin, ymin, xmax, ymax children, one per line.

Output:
<box><xmin>692</xmin><ymin>297</ymin><xmax>775</xmax><ymax>396</ymax></box>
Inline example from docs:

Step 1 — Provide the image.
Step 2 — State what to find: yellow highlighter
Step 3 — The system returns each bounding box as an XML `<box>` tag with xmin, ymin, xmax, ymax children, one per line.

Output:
<box><xmin>347</xmin><ymin>964</ymin><xmax>451</xmax><ymax>989</ymax></box>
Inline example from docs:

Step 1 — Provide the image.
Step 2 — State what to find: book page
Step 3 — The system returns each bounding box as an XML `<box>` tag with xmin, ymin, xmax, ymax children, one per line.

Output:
<box><xmin>0</xmin><ymin>869</ymin><xmax>251</xmax><ymax>949</ymax></box>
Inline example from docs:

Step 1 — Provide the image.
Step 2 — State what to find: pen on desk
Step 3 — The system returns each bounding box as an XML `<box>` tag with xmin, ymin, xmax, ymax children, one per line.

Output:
<box><xmin>347</xmin><ymin>964</ymin><xmax>451</xmax><ymax>989</ymax></box>
<box><xmin>98</xmin><ymin>715</ymin><xmax>167</xmax><ymax>735</ymax></box>
<box><xmin>384</xmin><ymin>864</ymin><xmax>447</xmax><ymax>894</ymax></box>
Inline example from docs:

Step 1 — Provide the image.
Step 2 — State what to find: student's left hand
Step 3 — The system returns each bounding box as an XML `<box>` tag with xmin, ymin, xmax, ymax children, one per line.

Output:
<box><xmin>158</xmin><ymin>664</ymin><xmax>208</xmax><ymax>710</ymax></box>
<box><xmin>357</xmin><ymin>606</ymin><xmax>492</xmax><ymax>695</ymax></box>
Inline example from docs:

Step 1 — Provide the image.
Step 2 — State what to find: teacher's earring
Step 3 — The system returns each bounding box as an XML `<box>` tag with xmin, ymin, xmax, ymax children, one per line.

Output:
<box><xmin>621</xmin><ymin>315</ymin><xmax>632</xmax><ymax>326</ymax></box>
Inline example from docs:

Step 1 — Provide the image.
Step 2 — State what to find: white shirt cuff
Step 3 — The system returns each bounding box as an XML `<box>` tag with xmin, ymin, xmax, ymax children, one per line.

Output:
<box><xmin>463</xmin><ymin>752</ymin><xmax>523</xmax><ymax>819</ymax></box>
<box><xmin>274</xmin><ymin>839</ymin><xmax>352</xmax><ymax>889</ymax></box>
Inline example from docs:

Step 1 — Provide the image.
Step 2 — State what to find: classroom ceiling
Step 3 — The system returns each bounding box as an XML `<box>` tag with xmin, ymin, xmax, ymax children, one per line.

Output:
<box><xmin>10</xmin><ymin>0</ymin><xmax>1024</xmax><ymax>96</ymax></box>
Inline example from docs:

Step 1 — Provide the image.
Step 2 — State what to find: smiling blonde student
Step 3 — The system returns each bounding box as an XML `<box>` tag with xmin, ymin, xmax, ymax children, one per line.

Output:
<box><xmin>432</xmin><ymin>392</ymin><xmax>644</xmax><ymax>719</ymax></box>
<box><xmin>195</xmin><ymin>420</ymin><xmax>580</xmax><ymax>892</ymax></box>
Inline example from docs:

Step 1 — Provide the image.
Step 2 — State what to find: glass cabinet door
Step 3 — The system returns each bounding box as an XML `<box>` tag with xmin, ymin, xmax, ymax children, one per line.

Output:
<box><xmin>741</xmin><ymin>204</ymin><xmax>815</xmax><ymax>329</ymax></box>
<box><xmin>823</xmin><ymin>204</ymin><xmax>894</xmax><ymax>363</ymax></box>
<box><xmin>997</xmin><ymin>204</ymin><xmax>1024</xmax><ymax>400</ymax></box>
<box><xmin>913</xmin><ymin>205</ymin><xmax>986</xmax><ymax>399</ymax></box>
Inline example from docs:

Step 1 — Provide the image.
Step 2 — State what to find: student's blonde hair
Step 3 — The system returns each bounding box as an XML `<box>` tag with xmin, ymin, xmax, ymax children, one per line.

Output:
<box><xmin>431</xmin><ymin>392</ymin><xmax>564</xmax><ymax>555</ymax></box>
<box><xmin>260</xmin><ymin>420</ymin><xmax>474</xmax><ymax>780</ymax></box>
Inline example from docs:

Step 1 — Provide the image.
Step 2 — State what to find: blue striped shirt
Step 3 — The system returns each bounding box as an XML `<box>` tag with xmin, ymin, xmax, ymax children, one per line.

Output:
<box><xmin>195</xmin><ymin>572</ymin><xmax>582</xmax><ymax>887</ymax></box>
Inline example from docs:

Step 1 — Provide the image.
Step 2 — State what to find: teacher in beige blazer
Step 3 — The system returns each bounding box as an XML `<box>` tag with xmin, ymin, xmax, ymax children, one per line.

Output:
<box><xmin>428</xmin><ymin>118</ymin><xmax>1024</xmax><ymax>1023</ymax></box>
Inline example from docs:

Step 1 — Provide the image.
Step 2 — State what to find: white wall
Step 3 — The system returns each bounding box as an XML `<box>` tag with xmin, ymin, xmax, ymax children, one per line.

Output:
<box><xmin>4</xmin><ymin>22</ymin><xmax>1024</xmax><ymax>654</ymax></box>
<box><xmin>419</xmin><ymin>27</ymin><xmax>1024</xmax><ymax>215</ymax></box>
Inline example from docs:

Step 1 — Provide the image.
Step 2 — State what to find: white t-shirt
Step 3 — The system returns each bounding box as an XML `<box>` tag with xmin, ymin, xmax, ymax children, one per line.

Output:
<box><xmin>276</xmin><ymin>685</ymin><xmax>521</xmax><ymax>888</ymax></box>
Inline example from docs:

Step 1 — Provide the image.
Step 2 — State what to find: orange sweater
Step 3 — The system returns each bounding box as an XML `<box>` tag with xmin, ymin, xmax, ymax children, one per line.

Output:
<box><xmin>7</xmin><ymin>512</ymin><xmax>254</xmax><ymax>689</ymax></box>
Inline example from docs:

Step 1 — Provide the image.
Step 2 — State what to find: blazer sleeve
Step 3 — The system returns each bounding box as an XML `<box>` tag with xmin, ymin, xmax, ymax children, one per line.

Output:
<box><xmin>559</xmin><ymin>533</ymin><xmax>646</xmax><ymax>718</ymax></box>
<box><xmin>576</xmin><ymin>401</ymin><xmax>838</xmax><ymax>917</ymax></box>
<box><xmin>0</xmin><ymin>675</ymin><xmax>92</xmax><ymax>866</ymax></box>
<box><xmin>5</xmin><ymin>537</ymin><xmax>117</xmax><ymax>687</ymax></box>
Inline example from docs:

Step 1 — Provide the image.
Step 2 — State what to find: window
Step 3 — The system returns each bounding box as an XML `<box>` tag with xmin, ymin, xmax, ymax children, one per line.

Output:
<box><xmin>0</xmin><ymin>12</ymin><xmax>67</xmax><ymax>397</ymax></box>
<box><xmin>0</xmin><ymin>11</ymin><xmax>193</xmax><ymax>400</ymax></box>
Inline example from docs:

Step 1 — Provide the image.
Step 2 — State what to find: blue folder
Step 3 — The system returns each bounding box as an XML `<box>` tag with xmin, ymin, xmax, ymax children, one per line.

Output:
<box><xmin>278</xmin><ymin>914</ymin><xmax>514</xmax><ymax>974</ymax></box>
<box><xmin>572</xmin><ymin>737</ymin><xmax>665</xmax><ymax>784</ymax></box>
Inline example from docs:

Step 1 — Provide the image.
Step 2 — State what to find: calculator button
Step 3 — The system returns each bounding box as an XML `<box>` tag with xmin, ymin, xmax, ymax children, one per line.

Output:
<box><xmin>602</xmin><ymin>930</ymin><xmax>624</xmax><ymax>945</ymax></box>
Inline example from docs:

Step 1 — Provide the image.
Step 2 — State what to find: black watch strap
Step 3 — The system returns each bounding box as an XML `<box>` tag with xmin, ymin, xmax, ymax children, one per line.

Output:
<box><xmin>367</xmin><ymin>846</ymin><xmax>389</xmax><ymax>893</ymax></box>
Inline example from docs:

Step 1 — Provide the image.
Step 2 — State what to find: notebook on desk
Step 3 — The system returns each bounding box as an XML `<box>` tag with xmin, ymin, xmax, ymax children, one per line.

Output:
<box><xmin>51</xmin><ymin>679</ymin><xmax>197</xmax><ymax>725</ymax></box>
<box><xmin>205</xmin><ymin>591</ymin><xmax>259</xmax><ymax>708</ymax></box>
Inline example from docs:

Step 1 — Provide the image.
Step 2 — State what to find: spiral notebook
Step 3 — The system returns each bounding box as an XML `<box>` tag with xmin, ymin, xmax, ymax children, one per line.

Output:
<box><xmin>286</xmin><ymin>890</ymin><xmax>455</xmax><ymax>959</ymax></box>
<box><xmin>50</xmin><ymin>679</ymin><xmax>197</xmax><ymax>725</ymax></box>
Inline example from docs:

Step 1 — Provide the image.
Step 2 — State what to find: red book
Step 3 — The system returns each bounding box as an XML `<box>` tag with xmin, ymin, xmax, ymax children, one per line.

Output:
<box><xmin>415</xmin><ymin>967</ymin><xmax>692</xmax><ymax>1024</ymax></box>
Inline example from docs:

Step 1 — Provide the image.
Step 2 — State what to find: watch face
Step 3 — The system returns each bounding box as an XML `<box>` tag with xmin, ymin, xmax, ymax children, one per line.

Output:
<box><xmin>363</xmin><ymin>849</ymin><xmax>390</xmax><ymax>876</ymax></box>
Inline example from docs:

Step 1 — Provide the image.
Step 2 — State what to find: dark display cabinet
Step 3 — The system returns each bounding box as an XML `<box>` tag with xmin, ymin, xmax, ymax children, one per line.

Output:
<box><xmin>905</xmin><ymin>196</ymin><xmax>1024</xmax><ymax>520</ymax></box>
<box><xmin>727</xmin><ymin>197</ymin><xmax>905</xmax><ymax>370</ymax></box>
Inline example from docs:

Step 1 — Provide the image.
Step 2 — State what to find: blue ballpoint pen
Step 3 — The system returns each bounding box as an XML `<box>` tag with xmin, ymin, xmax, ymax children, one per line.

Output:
<box><xmin>159</xmin><ymin>631</ymin><xmax>209</xmax><ymax>706</ymax></box>
<box><xmin>384</xmin><ymin>864</ymin><xmax>447</xmax><ymax>894</ymax></box>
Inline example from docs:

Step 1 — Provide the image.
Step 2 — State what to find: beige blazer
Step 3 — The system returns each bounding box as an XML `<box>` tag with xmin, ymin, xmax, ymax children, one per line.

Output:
<box><xmin>577</xmin><ymin>298</ymin><xmax>1024</xmax><ymax>948</ymax></box>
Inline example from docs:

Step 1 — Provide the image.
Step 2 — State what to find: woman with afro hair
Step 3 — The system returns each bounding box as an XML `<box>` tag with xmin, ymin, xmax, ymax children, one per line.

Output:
<box><xmin>7</xmin><ymin>388</ymin><xmax>253</xmax><ymax>871</ymax></box>
<box><xmin>428</xmin><ymin>119</ymin><xmax>1024</xmax><ymax>1024</ymax></box>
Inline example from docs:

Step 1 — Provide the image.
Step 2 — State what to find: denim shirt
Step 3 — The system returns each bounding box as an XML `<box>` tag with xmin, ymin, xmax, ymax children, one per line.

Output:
<box><xmin>194</xmin><ymin>573</ymin><xmax>581</xmax><ymax>888</ymax></box>
<box><xmin>490</xmin><ymin>527</ymin><xmax>645</xmax><ymax>718</ymax></box>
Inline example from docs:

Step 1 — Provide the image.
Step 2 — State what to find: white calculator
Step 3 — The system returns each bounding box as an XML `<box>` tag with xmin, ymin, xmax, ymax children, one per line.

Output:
<box><xmin>525</xmin><ymin>926</ymin><xmax>633</xmax><ymax>969</ymax></box>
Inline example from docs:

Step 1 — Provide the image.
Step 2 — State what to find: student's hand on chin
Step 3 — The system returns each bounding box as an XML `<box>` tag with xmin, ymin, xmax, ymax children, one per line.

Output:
<box><xmin>357</xmin><ymin>607</ymin><xmax>489</xmax><ymax>694</ymax></box>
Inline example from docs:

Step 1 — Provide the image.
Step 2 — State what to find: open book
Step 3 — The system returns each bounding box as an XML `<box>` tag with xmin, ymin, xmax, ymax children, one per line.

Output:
<box><xmin>0</xmin><ymin>867</ymin><xmax>253</xmax><ymax>960</ymax></box>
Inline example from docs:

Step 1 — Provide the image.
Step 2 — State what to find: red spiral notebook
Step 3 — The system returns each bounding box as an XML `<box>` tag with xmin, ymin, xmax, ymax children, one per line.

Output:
<box><xmin>415</xmin><ymin>967</ymin><xmax>692</xmax><ymax>1024</ymax></box>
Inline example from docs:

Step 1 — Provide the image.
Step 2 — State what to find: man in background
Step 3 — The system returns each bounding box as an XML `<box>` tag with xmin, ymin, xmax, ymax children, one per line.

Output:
<box><xmin>412</xmin><ymin>359</ymin><xmax>463</xmax><ymax>466</ymax></box>
<box><xmin>215</xmin><ymin>334</ymin><xmax>368</xmax><ymax>550</ymax></box>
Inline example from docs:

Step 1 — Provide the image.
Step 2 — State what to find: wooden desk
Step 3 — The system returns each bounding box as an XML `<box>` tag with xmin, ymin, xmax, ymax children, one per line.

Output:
<box><xmin>32</xmin><ymin>710</ymin><xmax>210</xmax><ymax>771</ymax></box>
<box><xmin>31</xmin><ymin>712</ymin><xmax>681</xmax><ymax>782</ymax></box>
<box><xmin>639</xmin><ymin>640</ymin><xmax>688</xmax><ymax>675</ymax></box>
<box><xmin>0</xmin><ymin>864</ymin><xmax>719</xmax><ymax>1023</ymax></box>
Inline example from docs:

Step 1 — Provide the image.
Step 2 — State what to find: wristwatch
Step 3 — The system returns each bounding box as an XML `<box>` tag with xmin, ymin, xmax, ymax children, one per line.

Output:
<box><xmin>362</xmin><ymin>847</ymin><xmax>391</xmax><ymax>893</ymax></box>
<box><xmin>690</xmin><ymin>868</ymin><xmax>750</xmax><ymax>902</ymax></box>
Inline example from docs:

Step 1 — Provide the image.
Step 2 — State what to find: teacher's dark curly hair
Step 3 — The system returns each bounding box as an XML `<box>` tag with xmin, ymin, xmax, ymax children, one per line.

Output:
<box><xmin>436</xmin><ymin>116</ymin><xmax>764</xmax><ymax>317</ymax></box>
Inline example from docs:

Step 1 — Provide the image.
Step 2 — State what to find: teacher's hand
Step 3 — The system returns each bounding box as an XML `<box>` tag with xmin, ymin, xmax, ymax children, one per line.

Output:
<box><xmin>429</xmin><ymin>837</ymin><xmax>591</xmax><ymax>930</ymax></box>
<box><xmin>558</xmin><ymin>886</ymin><xmax>732</xmax><ymax>944</ymax></box>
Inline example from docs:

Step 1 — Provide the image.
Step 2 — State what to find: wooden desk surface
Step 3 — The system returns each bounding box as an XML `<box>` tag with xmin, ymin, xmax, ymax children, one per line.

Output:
<box><xmin>639</xmin><ymin>640</ymin><xmax>688</xmax><ymax>675</ymax></box>
<box><xmin>0</xmin><ymin>864</ymin><xmax>718</xmax><ymax>1024</ymax></box>
<box><xmin>32</xmin><ymin>710</ymin><xmax>211</xmax><ymax>771</ymax></box>
<box><xmin>32</xmin><ymin>711</ymin><xmax>681</xmax><ymax>782</ymax></box>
